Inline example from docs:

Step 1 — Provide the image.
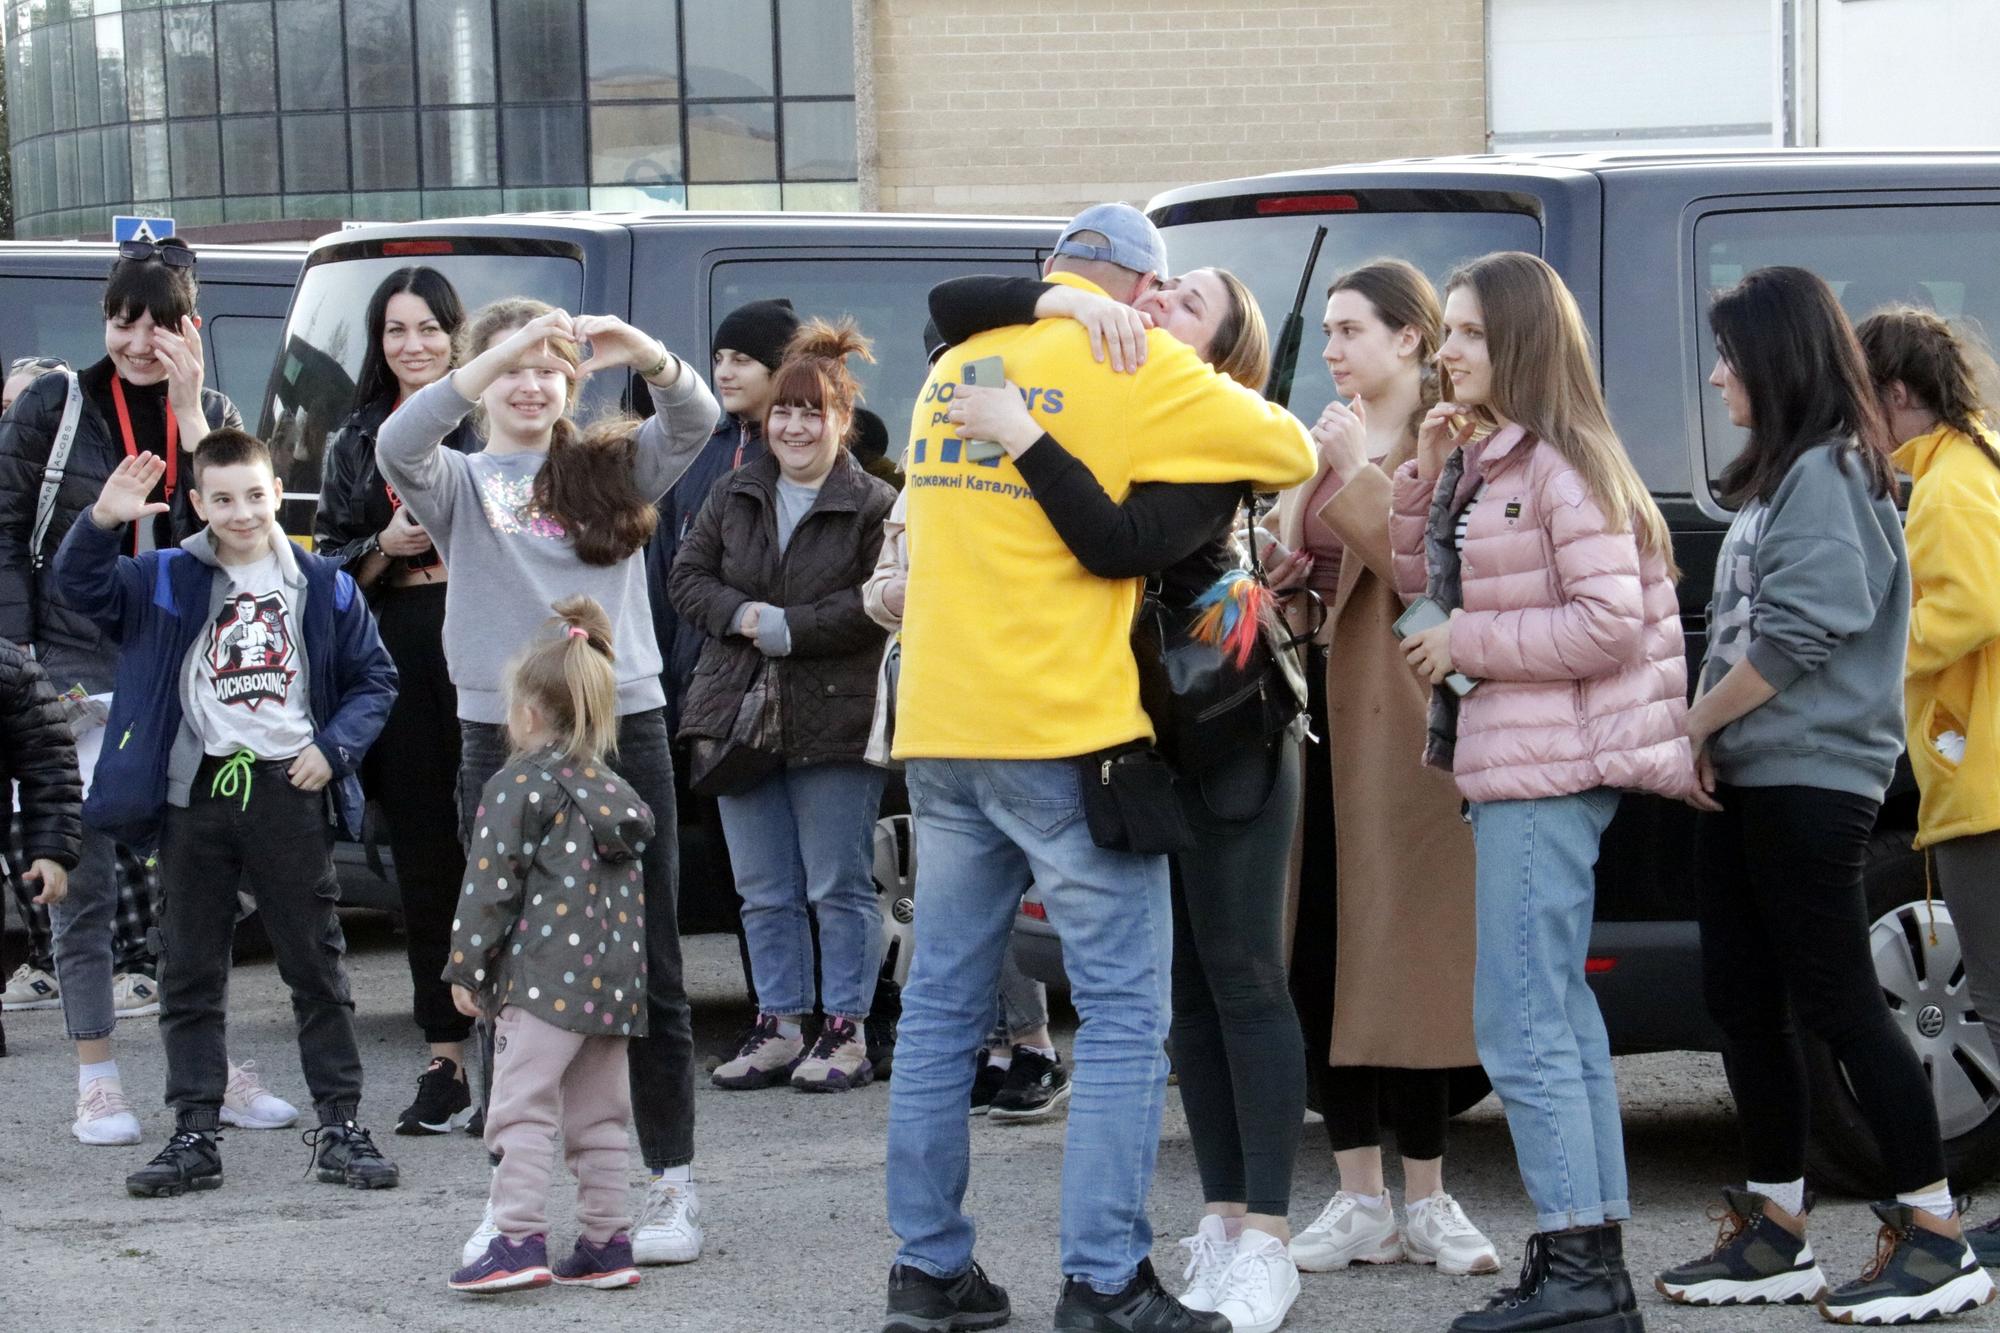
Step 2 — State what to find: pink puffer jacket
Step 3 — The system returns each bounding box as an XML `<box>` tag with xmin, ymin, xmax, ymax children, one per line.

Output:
<box><xmin>1390</xmin><ymin>426</ymin><xmax>1694</xmax><ymax>804</ymax></box>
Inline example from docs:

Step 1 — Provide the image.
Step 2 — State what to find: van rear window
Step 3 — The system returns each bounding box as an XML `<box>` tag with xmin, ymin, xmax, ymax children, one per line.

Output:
<box><xmin>1155</xmin><ymin>208</ymin><xmax>1541</xmax><ymax>425</ymax></box>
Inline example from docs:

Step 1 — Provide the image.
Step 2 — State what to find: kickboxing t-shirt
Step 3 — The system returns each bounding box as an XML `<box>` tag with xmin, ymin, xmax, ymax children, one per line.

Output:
<box><xmin>183</xmin><ymin>553</ymin><xmax>316</xmax><ymax>760</ymax></box>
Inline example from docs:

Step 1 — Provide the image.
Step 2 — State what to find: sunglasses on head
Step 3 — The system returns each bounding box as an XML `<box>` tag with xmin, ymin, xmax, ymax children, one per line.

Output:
<box><xmin>117</xmin><ymin>239</ymin><xmax>196</xmax><ymax>269</ymax></box>
<box><xmin>8</xmin><ymin>356</ymin><xmax>67</xmax><ymax>376</ymax></box>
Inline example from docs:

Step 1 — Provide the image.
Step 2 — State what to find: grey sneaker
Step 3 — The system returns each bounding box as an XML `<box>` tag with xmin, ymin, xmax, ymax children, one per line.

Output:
<box><xmin>791</xmin><ymin>1016</ymin><xmax>874</xmax><ymax>1093</ymax></box>
<box><xmin>1656</xmin><ymin>1188</ymin><xmax>1826</xmax><ymax>1307</ymax></box>
<box><xmin>1816</xmin><ymin>1202</ymin><xmax>1996</xmax><ymax>1325</ymax></box>
<box><xmin>712</xmin><ymin>1014</ymin><xmax>804</xmax><ymax>1090</ymax></box>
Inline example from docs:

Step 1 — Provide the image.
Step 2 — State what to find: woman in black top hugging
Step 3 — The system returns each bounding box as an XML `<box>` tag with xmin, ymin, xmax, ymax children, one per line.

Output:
<box><xmin>314</xmin><ymin>266</ymin><xmax>482</xmax><ymax>1135</ymax></box>
<box><xmin>940</xmin><ymin>270</ymin><xmax>1308</xmax><ymax>1333</ymax></box>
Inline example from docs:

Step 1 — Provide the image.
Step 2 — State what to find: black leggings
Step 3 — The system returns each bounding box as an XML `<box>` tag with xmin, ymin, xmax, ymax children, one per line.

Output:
<box><xmin>367</xmin><ymin>583</ymin><xmax>470</xmax><ymax>1046</ymax></box>
<box><xmin>1171</xmin><ymin>740</ymin><xmax>1306</xmax><ymax>1216</ymax></box>
<box><xmin>1698</xmin><ymin>782</ymin><xmax>1947</xmax><ymax>1192</ymax></box>
<box><xmin>1318</xmin><ymin>1064</ymin><xmax>1449</xmax><ymax>1160</ymax></box>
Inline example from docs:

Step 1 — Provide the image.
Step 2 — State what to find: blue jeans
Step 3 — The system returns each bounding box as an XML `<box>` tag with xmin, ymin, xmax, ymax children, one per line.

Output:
<box><xmin>49</xmin><ymin>827</ymin><xmax>120</xmax><ymax>1041</ymax></box>
<box><xmin>717</xmin><ymin>760</ymin><xmax>886</xmax><ymax>1020</ymax></box>
<box><xmin>888</xmin><ymin>759</ymin><xmax>1172</xmax><ymax>1293</ymax></box>
<box><xmin>1468</xmin><ymin>787</ymin><xmax>1629</xmax><ymax>1232</ymax></box>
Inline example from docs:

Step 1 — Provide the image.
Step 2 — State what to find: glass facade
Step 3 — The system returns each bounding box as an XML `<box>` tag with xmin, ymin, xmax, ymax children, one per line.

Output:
<box><xmin>5</xmin><ymin>0</ymin><xmax>859</xmax><ymax>237</ymax></box>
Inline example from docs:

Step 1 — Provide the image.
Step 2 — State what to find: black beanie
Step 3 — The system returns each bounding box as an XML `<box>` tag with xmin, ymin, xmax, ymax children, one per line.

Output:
<box><xmin>847</xmin><ymin>406</ymin><xmax>889</xmax><ymax>464</ymax></box>
<box><xmin>714</xmin><ymin>299</ymin><xmax>801</xmax><ymax>371</ymax></box>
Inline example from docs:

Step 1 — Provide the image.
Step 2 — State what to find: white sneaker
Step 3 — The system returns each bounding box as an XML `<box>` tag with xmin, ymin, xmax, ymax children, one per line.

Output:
<box><xmin>461</xmin><ymin>1195</ymin><xmax>501</xmax><ymax>1268</ymax></box>
<box><xmin>1289</xmin><ymin>1191</ymin><xmax>1403</xmax><ymax>1271</ymax></box>
<box><xmin>219</xmin><ymin>1060</ymin><xmax>299</xmax><ymax>1129</ymax></box>
<box><xmin>73</xmin><ymin>1076</ymin><xmax>143</xmax><ymax>1146</ymax></box>
<box><xmin>1403</xmin><ymin>1191</ymin><xmax>1502</xmax><ymax>1276</ymax></box>
<box><xmin>2</xmin><ymin>963</ymin><xmax>61</xmax><ymax>1009</ymax></box>
<box><xmin>1177</xmin><ymin>1213</ymin><xmax>1237</xmax><ymax>1313</ymax></box>
<box><xmin>1214</xmin><ymin>1230</ymin><xmax>1301</xmax><ymax>1333</ymax></box>
<box><xmin>112</xmin><ymin>972</ymin><xmax>160</xmax><ymax>1018</ymax></box>
<box><xmin>632</xmin><ymin>1176</ymin><xmax>702</xmax><ymax>1264</ymax></box>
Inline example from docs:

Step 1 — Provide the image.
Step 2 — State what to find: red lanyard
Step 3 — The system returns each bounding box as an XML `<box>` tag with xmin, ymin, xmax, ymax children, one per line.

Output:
<box><xmin>111</xmin><ymin>377</ymin><xmax>179</xmax><ymax>502</ymax></box>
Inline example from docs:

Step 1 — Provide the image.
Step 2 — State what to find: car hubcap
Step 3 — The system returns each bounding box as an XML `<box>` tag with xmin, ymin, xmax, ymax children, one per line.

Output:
<box><xmin>1869</xmin><ymin>901</ymin><xmax>2000</xmax><ymax>1139</ymax></box>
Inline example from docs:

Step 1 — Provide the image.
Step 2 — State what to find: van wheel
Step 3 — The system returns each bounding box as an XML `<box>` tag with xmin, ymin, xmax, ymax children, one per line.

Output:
<box><xmin>1805</xmin><ymin>833</ymin><xmax>2000</xmax><ymax>1196</ymax></box>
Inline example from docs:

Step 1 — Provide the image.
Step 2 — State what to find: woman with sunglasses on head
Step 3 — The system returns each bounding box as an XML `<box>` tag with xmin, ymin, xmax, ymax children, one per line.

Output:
<box><xmin>0</xmin><ymin>236</ymin><xmax>261</xmax><ymax>1148</ymax></box>
<box><xmin>315</xmin><ymin>267</ymin><xmax>483</xmax><ymax>1136</ymax></box>
<box><xmin>1655</xmin><ymin>270</ymin><xmax>1996</xmax><ymax>1325</ymax></box>
<box><xmin>4</xmin><ymin>356</ymin><xmax>69</xmax><ymax>414</ymax></box>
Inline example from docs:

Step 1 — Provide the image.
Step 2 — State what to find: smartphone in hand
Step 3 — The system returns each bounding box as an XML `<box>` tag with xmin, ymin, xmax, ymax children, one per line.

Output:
<box><xmin>1392</xmin><ymin>595</ymin><xmax>1478</xmax><ymax>697</ymax></box>
<box><xmin>961</xmin><ymin>355</ymin><xmax>1007</xmax><ymax>463</ymax></box>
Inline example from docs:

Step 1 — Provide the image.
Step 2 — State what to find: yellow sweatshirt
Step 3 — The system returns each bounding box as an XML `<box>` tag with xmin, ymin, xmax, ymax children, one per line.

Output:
<box><xmin>893</xmin><ymin>273</ymin><xmax>1316</xmax><ymax>760</ymax></box>
<box><xmin>1894</xmin><ymin>422</ymin><xmax>2000</xmax><ymax>847</ymax></box>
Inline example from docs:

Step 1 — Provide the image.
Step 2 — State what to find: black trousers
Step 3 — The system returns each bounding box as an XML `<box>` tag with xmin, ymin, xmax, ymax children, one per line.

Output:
<box><xmin>159</xmin><ymin>757</ymin><xmax>363</xmax><ymax>1131</ymax></box>
<box><xmin>367</xmin><ymin>583</ymin><xmax>470</xmax><ymax>1045</ymax></box>
<box><xmin>460</xmin><ymin>708</ymin><xmax>695</xmax><ymax>1170</ymax></box>
<box><xmin>1698</xmin><ymin>782</ymin><xmax>1947</xmax><ymax>1191</ymax></box>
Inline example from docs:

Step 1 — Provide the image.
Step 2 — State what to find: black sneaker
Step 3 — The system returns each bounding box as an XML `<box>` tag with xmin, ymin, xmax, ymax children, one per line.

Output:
<box><xmin>1969</xmin><ymin>1215</ymin><xmax>2000</xmax><ymax>1269</ymax></box>
<box><xmin>1053</xmin><ymin>1258</ymin><xmax>1229</xmax><ymax>1332</ymax></box>
<box><xmin>1817</xmin><ymin>1203</ymin><xmax>1997</xmax><ymax>1325</ymax></box>
<box><xmin>1656</xmin><ymin>1188</ymin><xmax>1828</xmax><ymax>1306</ymax></box>
<box><xmin>989</xmin><ymin>1047</ymin><xmax>1070</xmax><ymax>1123</ymax></box>
<box><xmin>304</xmin><ymin>1121</ymin><xmax>401</xmax><ymax>1189</ymax></box>
<box><xmin>970</xmin><ymin>1051</ymin><xmax>1006</xmax><ymax>1116</ymax></box>
<box><xmin>397</xmin><ymin>1056</ymin><xmax>474</xmax><ymax>1135</ymax></box>
<box><xmin>882</xmin><ymin>1260</ymin><xmax>1011</xmax><ymax>1333</ymax></box>
<box><xmin>126</xmin><ymin>1129</ymin><xmax>223</xmax><ymax>1198</ymax></box>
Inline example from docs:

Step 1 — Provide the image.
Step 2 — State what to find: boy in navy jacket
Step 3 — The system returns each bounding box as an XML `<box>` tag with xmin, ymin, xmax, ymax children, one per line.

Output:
<box><xmin>55</xmin><ymin>430</ymin><xmax>402</xmax><ymax>1197</ymax></box>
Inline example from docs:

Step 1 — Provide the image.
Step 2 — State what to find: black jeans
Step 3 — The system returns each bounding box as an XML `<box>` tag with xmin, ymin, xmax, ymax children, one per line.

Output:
<box><xmin>1699</xmin><ymin>782</ymin><xmax>1947</xmax><ymax>1191</ymax></box>
<box><xmin>460</xmin><ymin>709</ymin><xmax>695</xmax><ymax>1170</ymax></box>
<box><xmin>1171</xmin><ymin>740</ymin><xmax>1306</xmax><ymax>1216</ymax></box>
<box><xmin>159</xmin><ymin>757</ymin><xmax>363</xmax><ymax>1131</ymax></box>
<box><xmin>367</xmin><ymin>583</ymin><xmax>469</xmax><ymax>1045</ymax></box>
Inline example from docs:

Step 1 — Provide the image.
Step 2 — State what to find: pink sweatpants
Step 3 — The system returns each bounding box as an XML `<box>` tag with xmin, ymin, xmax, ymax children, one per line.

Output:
<box><xmin>486</xmin><ymin>1006</ymin><xmax>633</xmax><ymax>1242</ymax></box>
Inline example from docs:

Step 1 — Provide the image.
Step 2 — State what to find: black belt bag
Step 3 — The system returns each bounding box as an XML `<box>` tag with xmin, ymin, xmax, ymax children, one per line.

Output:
<box><xmin>1077</xmin><ymin>744</ymin><xmax>1193</xmax><ymax>855</ymax></box>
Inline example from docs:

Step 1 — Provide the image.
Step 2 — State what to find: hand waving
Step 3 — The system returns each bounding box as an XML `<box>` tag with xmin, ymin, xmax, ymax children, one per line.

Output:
<box><xmin>92</xmin><ymin>454</ymin><xmax>170</xmax><ymax>530</ymax></box>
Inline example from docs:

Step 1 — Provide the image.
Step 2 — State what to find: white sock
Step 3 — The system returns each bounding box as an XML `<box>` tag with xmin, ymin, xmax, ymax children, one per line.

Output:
<box><xmin>987</xmin><ymin>1050</ymin><xmax>1014</xmax><ymax>1071</ymax></box>
<box><xmin>774</xmin><ymin>1017</ymin><xmax>802</xmax><ymax>1041</ymax></box>
<box><xmin>653</xmin><ymin>1164</ymin><xmax>693</xmax><ymax>1184</ymax></box>
<box><xmin>1749</xmin><ymin>1178</ymin><xmax>1806</xmax><ymax>1215</ymax></box>
<box><xmin>79</xmin><ymin>1059</ymin><xmax>119</xmax><ymax>1092</ymax></box>
<box><xmin>1898</xmin><ymin>1185</ymin><xmax>1956</xmax><ymax>1220</ymax></box>
<box><xmin>1352</xmin><ymin>1190</ymin><xmax>1391</xmax><ymax>1212</ymax></box>
<box><xmin>1020</xmin><ymin>1043</ymin><xmax>1057</xmax><ymax>1061</ymax></box>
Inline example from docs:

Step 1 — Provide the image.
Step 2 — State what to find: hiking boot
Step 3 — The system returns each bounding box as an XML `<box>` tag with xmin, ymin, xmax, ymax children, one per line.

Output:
<box><xmin>449</xmin><ymin>1233</ymin><xmax>552</xmax><ymax>1293</ymax></box>
<box><xmin>397</xmin><ymin>1056</ymin><xmax>474</xmax><ymax>1135</ymax></box>
<box><xmin>882</xmin><ymin>1260</ymin><xmax>1011</xmax><ymax>1333</ymax></box>
<box><xmin>304</xmin><ymin>1120</ymin><xmax>400</xmax><ymax>1189</ymax></box>
<box><xmin>1212</xmin><ymin>1230</ymin><xmax>1301</xmax><ymax>1333</ymax></box>
<box><xmin>712</xmin><ymin>1013</ymin><xmax>804</xmax><ymax>1090</ymax></box>
<box><xmin>111</xmin><ymin>971</ymin><xmax>160</xmax><ymax>1018</ymax></box>
<box><xmin>220</xmin><ymin>1060</ymin><xmax>299</xmax><ymax>1130</ymax></box>
<box><xmin>2</xmin><ymin>962</ymin><xmax>61</xmax><ymax>1009</ymax></box>
<box><xmin>792</xmin><ymin>1015</ymin><xmax>874</xmax><ymax>1092</ymax></box>
<box><xmin>126</xmin><ymin>1129</ymin><xmax>223</xmax><ymax>1197</ymax></box>
<box><xmin>1290</xmin><ymin>1191</ymin><xmax>1402</xmax><ymax>1271</ymax></box>
<box><xmin>1656</xmin><ymin>1188</ymin><xmax>1827</xmax><ymax>1307</ymax></box>
<box><xmin>632</xmin><ymin>1175</ymin><xmax>702</xmax><ymax>1264</ymax></box>
<box><xmin>1968</xmin><ymin>1215</ymin><xmax>2000</xmax><ymax>1269</ymax></box>
<box><xmin>74</xmin><ymin>1075</ymin><xmax>144</xmax><ymax>1146</ymax></box>
<box><xmin>1407</xmin><ymin>1192</ymin><xmax>1503</xmax><ymax>1277</ymax></box>
<box><xmin>1816</xmin><ymin>1202</ymin><xmax>1996</xmax><ymax>1325</ymax></box>
<box><xmin>1448</xmin><ymin>1226</ymin><xmax>1642</xmax><ymax>1333</ymax></box>
<box><xmin>552</xmin><ymin>1233</ymin><xmax>641</xmax><ymax>1289</ymax></box>
<box><xmin>1176</xmin><ymin>1214</ymin><xmax>1236</xmax><ymax>1313</ymax></box>
<box><xmin>1053</xmin><ymin>1258</ymin><xmax>1231</xmax><ymax>1332</ymax></box>
<box><xmin>988</xmin><ymin>1046</ymin><xmax>1070</xmax><ymax>1123</ymax></box>
<box><xmin>970</xmin><ymin>1050</ymin><xmax>1007</xmax><ymax>1116</ymax></box>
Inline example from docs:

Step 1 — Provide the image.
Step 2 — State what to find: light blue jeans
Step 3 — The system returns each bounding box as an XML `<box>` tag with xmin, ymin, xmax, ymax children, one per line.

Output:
<box><xmin>1468</xmin><ymin>786</ymin><xmax>1630</xmax><ymax>1233</ymax></box>
<box><xmin>717</xmin><ymin>760</ymin><xmax>886</xmax><ymax>1020</ymax></box>
<box><xmin>889</xmin><ymin>759</ymin><xmax>1172</xmax><ymax>1293</ymax></box>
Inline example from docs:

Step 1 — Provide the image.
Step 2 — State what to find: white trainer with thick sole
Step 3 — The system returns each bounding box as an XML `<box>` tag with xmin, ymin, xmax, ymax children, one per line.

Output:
<box><xmin>73</xmin><ymin>1077</ymin><xmax>143</xmax><ymax>1146</ymax></box>
<box><xmin>1214</xmin><ymin>1231</ymin><xmax>1302</xmax><ymax>1333</ymax></box>
<box><xmin>1289</xmin><ymin>1191</ymin><xmax>1404</xmax><ymax>1272</ymax></box>
<box><xmin>1177</xmin><ymin>1213</ymin><xmax>1237</xmax><ymax>1313</ymax></box>
<box><xmin>1403</xmin><ymin>1191</ymin><xmax>1503</xmax><ymax>1276</ymax></box>
<box><xmin>219</xmin><ymin>1060</ymin><xmax>300</xmax><ymax>1129</ymax></box>
<box><xmin>632</xmin><ymin>1176</ymin><xmax>702</xmax><ymax>1265</ymax></box>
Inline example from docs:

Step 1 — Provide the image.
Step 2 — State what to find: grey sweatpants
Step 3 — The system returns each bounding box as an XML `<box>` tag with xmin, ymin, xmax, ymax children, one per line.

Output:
<box><xmin>1936</xmin><ymin>828</ymin><xmax>2000</xmax><ymax>1058</ymax></box>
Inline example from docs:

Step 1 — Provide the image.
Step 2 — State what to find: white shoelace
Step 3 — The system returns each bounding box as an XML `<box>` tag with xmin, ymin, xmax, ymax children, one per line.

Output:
<box><xmin>638</xmin><ymin>1179</ymin><xmax>695</xmax><ymax>1234</ymax></box>
<box><xmin>1413</xmin><ymin>1193</ymin><xmax>1482</xmax><ymax>1239</ymax></box>
<box><xmin>225</xmin><ymin>1061</ymin><xmax>270</xmax><ymax>1103</ymax></box>
<box><xmin>1219</xmin><ymin>1241</ymin><xmax>1282</xmax><ymax>1307</ymax></box>
<box><xmin>1179</xmin><ymin>1227</ymin><xmax>1232</xmax><ymax>1292</ymax></box>
<box><xmin>78</xmin><ymin>1078</ymin><xmax>134</xmax><ymax>1120</ymax></box>
<box><xmin>1305</xmin><ymin>1192</ymin><xmax>1361</xmax><ymax>1236</ymax></box>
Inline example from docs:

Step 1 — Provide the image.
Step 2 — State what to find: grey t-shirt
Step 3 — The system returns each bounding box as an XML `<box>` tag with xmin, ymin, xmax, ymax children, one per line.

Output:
<box><xmin>775</xmin><ymin>475</ymin><xmax>820</xmax><ymax>553</ymax></box>
<box><xmin>182</xmin><ymin>552</ymin><xmax>315</xmax><ymax>760</ymax></box>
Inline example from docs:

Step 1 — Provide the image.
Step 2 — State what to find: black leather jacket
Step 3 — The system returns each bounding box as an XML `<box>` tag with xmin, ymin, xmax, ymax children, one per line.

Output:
<box><xmin>313</xmin><ymin>396</ymin><xmax>480</xmax><ymax>583</ymax></box>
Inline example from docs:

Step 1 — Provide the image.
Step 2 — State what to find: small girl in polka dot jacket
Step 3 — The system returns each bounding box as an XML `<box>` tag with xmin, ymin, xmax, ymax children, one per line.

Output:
<box><xmin>443</xmin><ymin>597</ymin><xmax>657</xmax><ymax>1294</ymax></box>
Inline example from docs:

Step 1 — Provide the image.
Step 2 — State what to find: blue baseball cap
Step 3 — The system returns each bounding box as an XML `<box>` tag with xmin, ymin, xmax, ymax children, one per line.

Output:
<box><xmin>1052</xmin><ymin>203</ymin><xmax>1169</xmax><ymax>280</ymax></box>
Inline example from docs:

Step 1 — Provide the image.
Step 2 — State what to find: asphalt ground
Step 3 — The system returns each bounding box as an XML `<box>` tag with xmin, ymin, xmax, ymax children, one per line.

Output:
<box><xmin>4</xmin><ymin>914</ymin><xmax>1997</xmax><ymax>1333</ymax></box>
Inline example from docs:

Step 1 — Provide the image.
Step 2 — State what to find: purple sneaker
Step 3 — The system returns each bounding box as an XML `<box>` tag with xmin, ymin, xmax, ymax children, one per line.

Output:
<box><xmin>552</xmin><ymin>1232</ymin><xmax>641</xmax><ymax>1289</ymax></box>
<box><xmin>449</xmin><ymin>1233</ymin><xmax>552</xmax><ymax>1293</ymax></box>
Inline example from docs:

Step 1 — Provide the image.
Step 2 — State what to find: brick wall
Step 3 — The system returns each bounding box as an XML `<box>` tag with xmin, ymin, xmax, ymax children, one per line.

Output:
<box><xmin>864</xmin><ymin>0</ymin><xmax>1487</xmax><ymax>216</ymax></box>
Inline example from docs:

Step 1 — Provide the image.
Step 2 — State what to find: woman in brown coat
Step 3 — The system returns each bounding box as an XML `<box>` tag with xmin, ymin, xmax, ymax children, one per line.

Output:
<box><xmin>1273</xmin><ymin>260</ymin><xmax>1497</xmax><ymax>1277</ymax></box>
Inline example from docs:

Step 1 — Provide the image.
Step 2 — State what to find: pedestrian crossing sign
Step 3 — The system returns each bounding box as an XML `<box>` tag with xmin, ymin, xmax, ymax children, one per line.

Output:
<box><xmin>112</xmin><ymin>215</ymin><xmax>176</xmax><ymax>244</ymax></box>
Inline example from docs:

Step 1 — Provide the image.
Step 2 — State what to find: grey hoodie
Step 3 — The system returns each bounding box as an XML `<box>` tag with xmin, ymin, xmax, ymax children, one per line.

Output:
<box><xmin>1700</xmin><ymin>440</ymin><xmax>1909</xmax><ymax>800</ymax></box>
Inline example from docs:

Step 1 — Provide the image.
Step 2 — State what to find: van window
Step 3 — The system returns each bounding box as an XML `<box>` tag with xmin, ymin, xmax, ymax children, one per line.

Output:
<box><xmin>0</xmin><ymin>277</ymin><xmax>108</xmax><ymax>372</ymax></box>
<box><xmin>205</xmin><ymin>313</ymin><xmax>283</xmax><ymax>420</ymax></box>
<box><xmin>1157</xmin><ymin>209</ymin><xmax>1542</xmax><ymax>425</ymax></box>
<box><xmin>710</xmin><ymin>256</ymin><xmax>1043</xmax><ymax>459</ymax></box>
<box><xmin>261</xmin><ymin>251</ymin><xmax>583</xmax><ymax>526</ymax></box>
<box><xmin>1694</xmin><ymin>204</ymin><xmax>2000</xmax><ymax>497</ymax></box>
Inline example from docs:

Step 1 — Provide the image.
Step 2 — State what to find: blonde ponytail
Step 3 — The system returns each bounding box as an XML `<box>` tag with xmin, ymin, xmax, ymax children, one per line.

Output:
<box><xmin>506</xmin><ymin>596</ymin><xmax>620</xmax><ymax>764</ymax></box>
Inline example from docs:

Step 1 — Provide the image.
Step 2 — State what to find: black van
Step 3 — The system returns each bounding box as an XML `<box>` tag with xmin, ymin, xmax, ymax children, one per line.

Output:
<box><xmin>0</xmin><ymin>239</ymin><xmax>303</xmax><ymax>417</ymax></box>
<box><xmin>1136</xmin><ymin>149</ymin><xmax>2000</xmax><ymax>1192</ymax></box>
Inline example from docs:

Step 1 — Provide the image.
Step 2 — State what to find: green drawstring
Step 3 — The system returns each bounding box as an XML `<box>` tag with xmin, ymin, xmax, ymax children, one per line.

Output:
<box><xmin>210</xmin><ymin>748</ymin><xmax>256</xmax><ymax>812</ymax></box>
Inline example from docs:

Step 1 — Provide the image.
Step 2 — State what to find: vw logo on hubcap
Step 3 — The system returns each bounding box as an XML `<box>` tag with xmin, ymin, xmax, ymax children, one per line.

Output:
<box><xmin>1917</xmin><ymin>1005</ymin><xmax>1947</xmax><ymax>1039</ymax></box>
<box><xmin>893</xmin><ymin>897</ymin><xmax>915</xmax><ymax>924</ymax></box>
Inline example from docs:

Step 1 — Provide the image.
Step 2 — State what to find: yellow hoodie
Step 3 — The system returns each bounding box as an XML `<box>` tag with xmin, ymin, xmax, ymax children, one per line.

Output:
<box><xmin>893</xmin><ymin>273</ymin><xmax>1316</xmax><ymax>760</ymax></box>
<box><xmin>1894</xmin><ymin>422</ymin><xmax>2000</xmax><ymax>847</ymax></box>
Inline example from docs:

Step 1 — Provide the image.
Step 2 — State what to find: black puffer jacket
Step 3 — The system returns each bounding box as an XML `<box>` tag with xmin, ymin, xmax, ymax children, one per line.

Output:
<box><xmin>0</xmin><ymin>362</ymin><xmax>238</xmax><ymax>687</ymax></box>
<box><xmin>0</xmin><ymin>640</ymin><xmax>83</xmax><ymax>870</ymax></box>
<box><xmin>314</xmin><ymin>396</ymin><xmax>480</xmax><ymax>584</ymax></box>
<box><xmin>668</xmin><ymin>451</ymin><xmax>895</xmax><ymax>764</ymax></box>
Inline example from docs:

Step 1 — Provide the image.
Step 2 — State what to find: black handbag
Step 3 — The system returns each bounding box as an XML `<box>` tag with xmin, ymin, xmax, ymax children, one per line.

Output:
<box><xmin>688</xmin><ymin>659</ymin><xmax>785</xmax><ymax>798</ymax></box>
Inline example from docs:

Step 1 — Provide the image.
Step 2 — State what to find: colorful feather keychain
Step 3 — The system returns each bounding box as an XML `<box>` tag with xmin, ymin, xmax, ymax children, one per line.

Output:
<box><xmin>1186</xmin><ymin>569</ymin><xmax>1271</xmax><ymax>669</ymax></box>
